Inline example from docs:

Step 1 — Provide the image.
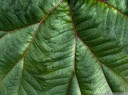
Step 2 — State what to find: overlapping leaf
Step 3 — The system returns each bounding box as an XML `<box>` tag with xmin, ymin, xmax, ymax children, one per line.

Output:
<box><xmin>0</xmin><ymin>0</ymin><xmax>128</xmax><ymax>95</ymax></box>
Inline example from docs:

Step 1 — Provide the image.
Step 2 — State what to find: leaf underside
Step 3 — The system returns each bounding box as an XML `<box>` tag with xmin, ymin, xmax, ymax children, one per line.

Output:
<box><xmin>0</xmin><ymin>0</ymin><xmax>128</xmax><ymax>95</ymax></box>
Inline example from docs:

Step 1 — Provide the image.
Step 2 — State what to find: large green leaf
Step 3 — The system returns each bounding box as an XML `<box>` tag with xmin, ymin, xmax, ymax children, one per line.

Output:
<box><xmin>0</xmin><ymin>0</ymin><xmax>128</xmax><ymax>95</ymax></box>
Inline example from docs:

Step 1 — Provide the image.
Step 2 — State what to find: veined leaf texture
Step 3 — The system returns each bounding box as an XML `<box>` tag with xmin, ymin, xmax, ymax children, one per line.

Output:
<box><xmin>0</xmin><ymin>0</ymin><xmax>128</xmax><ymax>95</ymax></box>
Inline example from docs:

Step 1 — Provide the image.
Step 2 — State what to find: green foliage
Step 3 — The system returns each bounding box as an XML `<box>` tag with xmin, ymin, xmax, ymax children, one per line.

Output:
<box><xmin>0</xmin><ymin>0</ymin><xmax>128</xmax><ymax>95</ymax></box>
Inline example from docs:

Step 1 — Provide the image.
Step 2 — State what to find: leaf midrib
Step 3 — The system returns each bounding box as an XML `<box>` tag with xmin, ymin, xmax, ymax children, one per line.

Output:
<box><xmin>97</xmin><ymin>0</ymin><xmax>128</xmax><ymax>17</ymax></box>
<box><xmin>0</xmin><ymin>0</ymin><xmax>64</xmax><ymax>38</ymax></box>
<box><xmin>68</xmin><ymin>0</ymin><xmax>128</xmax><ymax>93</ymax></box>
<box><xmin>0</xmin><ymin>0</ymin><xmax>127</xmax><ymax>38</ymax></box>
<box><xmin>0</xmin><ymin>0</ymin><xmax>128</xmax><ymax>94</ymax></box>
<box><xmin>0</xmin><ymin>1</ymin><xmax>64</xmax><ymax>94</ymax></box>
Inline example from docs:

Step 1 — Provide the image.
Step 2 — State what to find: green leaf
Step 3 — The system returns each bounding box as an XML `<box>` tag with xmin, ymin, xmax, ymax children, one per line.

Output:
<box><xmin>106</xmin><ymin>0</ymin><xmax>128</xmax><ymax>14</ymax></box>
<box><xmin>0</xmin><ymin>0</ymin><xmax>128</xmax><ymax>95</ymax></box>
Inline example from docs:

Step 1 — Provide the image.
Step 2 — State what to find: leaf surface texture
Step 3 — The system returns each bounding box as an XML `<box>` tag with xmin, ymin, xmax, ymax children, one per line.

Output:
<box><xmin>0</xmin><ymin>0</ymin><xmax>128</xmax><ymax>95</ymax></box>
